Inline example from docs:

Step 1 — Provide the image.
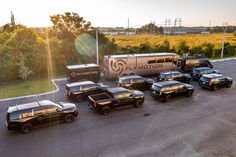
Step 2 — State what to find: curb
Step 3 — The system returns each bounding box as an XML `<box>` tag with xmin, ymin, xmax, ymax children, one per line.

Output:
<box><xmin>0</xmin><ymin>78</ymin><xmax>67</xmax><ymax>102</ymax></box>
<box><xmin>211</xmin><ymin>57</ymin><xmax>236</xmax><ymax>62</ymax></box>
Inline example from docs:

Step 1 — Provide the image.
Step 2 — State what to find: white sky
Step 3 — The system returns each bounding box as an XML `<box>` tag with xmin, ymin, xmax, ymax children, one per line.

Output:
<box><xmin>0</xmin><ymin>0</ymin><xmax>235</xmax><ymax>27</ymax></box>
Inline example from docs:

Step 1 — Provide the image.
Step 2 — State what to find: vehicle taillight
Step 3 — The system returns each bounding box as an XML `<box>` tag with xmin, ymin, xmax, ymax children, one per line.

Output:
<box><xmin>93</xmin><ymin>102</ymin><xmax>96</xmax><ymax>108</ymax></box>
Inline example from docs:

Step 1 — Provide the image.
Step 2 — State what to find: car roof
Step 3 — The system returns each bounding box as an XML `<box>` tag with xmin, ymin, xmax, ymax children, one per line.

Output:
<box><xmin>66</xmin><ymin>81</ymin><xmax>95</xmax><ymax>87</ymax></box>
<box><xmin>153</xmin><ymin>81</ymin><xmax>181</xmax><ymax>87</ymax></box>
<box><xmin>202</xmin><ymin>74</ymin><xmax>223</xmax><ymax>78</ymax></box>
<box><xmin>66</xmin><ymin>64</ymin><xmax>99</xmax><ymax>70</ymax></box>
<box><xmin>105</xmin><ymin>52</ymin><xmax>178</xmax><ymax>59</ymax></box>
<box><xmin>119</xmin><ymin>75</ymin><xmax>143</xmax><ymax>80</ymax></box>
<box><xmin>7</xmin><ymin>100</ymin><xmax>57</xmax><ymax>113</ymax></box>
<box><xmin>161</xmin><ymin>71</ymin><xmax>180</xmax><ymax>75</ymax></box>
<box><xmin>108</xmin><ymin>87</ymin><xmax>129</xmax><ymax>94</ymax></box>
<box><xmin>194</xmin><ymin>67</ymin><xmax>211</xmax><ymax>71</ymax></box>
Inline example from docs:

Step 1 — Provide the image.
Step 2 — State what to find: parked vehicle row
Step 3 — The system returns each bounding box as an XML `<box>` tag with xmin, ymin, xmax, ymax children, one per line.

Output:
<box><xmin>6</xmin><ymin>62</ymin><xmax>233</xmax><ymax>134</ymax></box>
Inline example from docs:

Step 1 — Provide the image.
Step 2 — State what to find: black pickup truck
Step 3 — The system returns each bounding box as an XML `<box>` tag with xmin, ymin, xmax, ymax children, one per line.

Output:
<box><xmin>88</xmin><ymin>87</ymin><xmax>144</xmax><ymax>115</ymax></box>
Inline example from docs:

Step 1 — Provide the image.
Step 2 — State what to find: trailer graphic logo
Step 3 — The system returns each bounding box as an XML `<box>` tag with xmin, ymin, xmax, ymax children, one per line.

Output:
<box><xmin>110</xmin><ymin>59</ymin><xmax>127</xmax><ymax>74</ymax></box>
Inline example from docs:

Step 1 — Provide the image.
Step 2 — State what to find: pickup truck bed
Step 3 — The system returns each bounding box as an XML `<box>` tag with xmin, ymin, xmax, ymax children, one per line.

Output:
<box><xmin>88</xmin><ymin>93</ymin><xmax>112</xmax><ymax>102</ymax></box>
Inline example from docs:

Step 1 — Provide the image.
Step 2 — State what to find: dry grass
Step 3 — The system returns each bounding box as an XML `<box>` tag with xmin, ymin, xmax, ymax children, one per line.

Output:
<box><xmin>108</xmin><ymin>33</ymin><xmax>236</xmax><ymax>48</ymax></box>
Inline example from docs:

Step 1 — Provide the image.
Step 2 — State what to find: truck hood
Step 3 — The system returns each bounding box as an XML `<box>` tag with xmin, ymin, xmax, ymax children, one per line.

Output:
<box><xmin>131</xmin><ymin>90</ymin><xmax>144</xmax><ymax>97</ymax></box>
<box><xmin>59</xmin><ymin>102</ymin><xmax>77</xmax><ymax>109</ymax></box>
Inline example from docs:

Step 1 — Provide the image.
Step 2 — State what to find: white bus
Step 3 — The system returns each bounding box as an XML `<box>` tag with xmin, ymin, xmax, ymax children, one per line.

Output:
<box><xmin>104</xmin><ymin>52</ymin><xmax>180</xmax><ymax>79</ymax></box>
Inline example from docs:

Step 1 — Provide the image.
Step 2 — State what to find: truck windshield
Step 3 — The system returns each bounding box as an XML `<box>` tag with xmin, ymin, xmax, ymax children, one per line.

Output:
<box><xmin>152</xmin><ymin>84</ymin><xmax>161</xmax><ymax>91</ymax></box>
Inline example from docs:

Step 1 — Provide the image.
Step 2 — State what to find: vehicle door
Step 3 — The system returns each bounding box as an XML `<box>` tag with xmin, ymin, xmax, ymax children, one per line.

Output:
<box><xmin>85</xmin><ymin>84</ymin><xmax>100</xmax><ymax>96</ymax></box>
<box><xmin>43</xmin><ymin>105</ymin><xmax>61</xmax><ymax>122</ymax></box>
<box><xmin>174</xmin><ymin>73</ymin><xmax>184</xmax><ymax>82</ymax></box>
<box><xmin>33</xmin><ymin>106</ymin><xmax>50</xmax><ymax>125</ymax></box>
<box><xmin>134</xmin><ymin>78</ymin><xmax>146</xmax><ymax>89</ymax></box>
<box><xmin>173</xmin><ymin>84</ymin><xmax>185</xmax><ymax>95</ymax></box>
<box><xmin>121</xmin><ymin>91</ymin><xmax>135</xmax><ymax>105</ymax></box>
<box><xmin>218</xmin><ymin>76</ymin><xmax>228</xmax><ymax>86</ymax></box>
<box><xmin>114</xmin><ymin>92</ymin><xmax>126</xmax><ymax>107</ymax></box>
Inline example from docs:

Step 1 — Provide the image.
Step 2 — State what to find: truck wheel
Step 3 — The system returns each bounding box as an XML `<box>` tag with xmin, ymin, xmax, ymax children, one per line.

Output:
<box><xmin>161</xmin><ymin>95</ymin><xmax>169</xmax><ymax>103</ymax></box>
<box><xmin>186</xmin><ymin>90</ymin><xmax>193</xmax><ymax>97</ymax></box>
<box><xmin>101</xmin><ymin>106</ymin><xmax>111</xmax><ymax>115</ymax></box>
<box><xmin>212</xmin><ymin>85</ymin><xmax>218</xmax><ymax>91</ymax></box>
<box><xmin>227</xmin><ymin>82</ymin><xmax>232</xmax><ymax>88</ymax></box>
<box><xmin>21</xmin><ymin>123</ymin><xmax>33</xmax><ymax>134</ymax></box>
<box><xmin>64</xmin><ymin>114</ymin><xmax>75</xmax><ymax>123</ymax></box>
<box><xmin>135</xmin><ymin>100</ymin><xmax>143</xmax><ymax>108</ymax></box>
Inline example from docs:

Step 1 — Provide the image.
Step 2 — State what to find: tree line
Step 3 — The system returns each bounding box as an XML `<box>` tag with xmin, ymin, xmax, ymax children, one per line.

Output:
<box><xmin>0</xmin><ymin>12</ymin><xmax>235</xmax><ymax>83</ymax></box>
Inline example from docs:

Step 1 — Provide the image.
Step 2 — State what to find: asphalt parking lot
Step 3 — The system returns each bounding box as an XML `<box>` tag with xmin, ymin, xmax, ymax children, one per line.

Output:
<box><xmin>1</xmin><ymin>59</ymin><xmax>236</xmax><ymax>157</ymax></box>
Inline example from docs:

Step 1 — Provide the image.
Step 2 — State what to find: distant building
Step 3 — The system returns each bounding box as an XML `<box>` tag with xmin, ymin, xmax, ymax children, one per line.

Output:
<box><xmin>98</xmin><ymin>27</ymin><xmax>136</xmax><ymax>35</ymax></box>
<box><xmin>163</xmin><ymin>27</ymin><xmax>210</xmax><ymax>35</ymax></box>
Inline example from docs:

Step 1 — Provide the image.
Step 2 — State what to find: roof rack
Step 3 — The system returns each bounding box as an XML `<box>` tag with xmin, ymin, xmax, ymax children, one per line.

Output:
<box><xmin>15</xmin><ymin>104</ymin><xmax>19</xmax><ymax>111</ymax></box>
<box><xmin>37</xmin><ymin>101</ymin><xmax>41</xmax><ymax>107</ymax></box>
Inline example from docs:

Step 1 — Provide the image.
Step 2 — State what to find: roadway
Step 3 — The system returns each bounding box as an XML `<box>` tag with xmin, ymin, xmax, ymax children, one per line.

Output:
<box><xmin>0</xmin><ymin>59</ymin><xmax>236</xmax><ymax>157</ymax></box>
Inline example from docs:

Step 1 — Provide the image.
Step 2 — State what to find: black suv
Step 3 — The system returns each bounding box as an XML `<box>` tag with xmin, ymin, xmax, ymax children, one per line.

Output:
<box><xmin>66</xmin><ymin>81</ymin><xmax>108</xmax><ymax>102</ymax></box>
<box><xmin>199</xmin><ymin>74</ymin><xmax>233</xmax><ymax>91</ymax></box>
<box><xmin>6</xmin><ymin>100</ymin><xmax>78</xmax><ymax>134</ymax></box>
<box><xmin>117</xmin><ymin>75</ymin><xmax>155</xmax><ymax>90</ymax></box>
<box><xmin>88</xmin><ymin>87</ymin><xmax>144</xmax><ymax>115</ymax></box>
<box><xmin>150</xmin><ymin>81</ymin><xmax>194</xmax><ymax>102</ymax></box>
<box><xmin>191</xmin><ymin>67</ymin><xmax>220</xmax><ymax>80</ymax></box>
<box><xmin>159</xmin><ymin>71</ymin><xmax>191</xmax><ymax>83</ymax></box>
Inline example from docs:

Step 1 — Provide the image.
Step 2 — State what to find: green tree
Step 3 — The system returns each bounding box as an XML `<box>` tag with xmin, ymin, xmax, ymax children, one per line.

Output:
<box><xmin>137</xmin><ymin>23</ymin><xmax>163</xmax><ymax>34</ymax></box>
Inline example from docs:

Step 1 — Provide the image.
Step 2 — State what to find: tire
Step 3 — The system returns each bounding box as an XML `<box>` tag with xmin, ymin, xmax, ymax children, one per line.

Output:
<box><xmin>64</xmin><ymin>114</ymin><xmax>75</xmax><ymax>123</ymax></box>
<box><xmin>161</xmin><ymin>95</ymin><xmax>169</xmax><ymax>103</ymax></box>
<box><xmin>101</xmin><ymin>106</ymin><xmax>111</xmax><ymax>115</ymax></box>
<box><xmin>135</xmin><ymin>100</ymin><xmax>143</xmax><ymax>108</ymax></box>
<box><xmin>21</xmin><ymin>123</ymin><xmax>33</xmax><ymax>134</ymax></box>
<box><xmin>185</xmin><ymin>79</ymin><xmax>190</xmax><ymax>83</ymax></box>
<box><xmin>186</xmin><ymin>90</ymin><xmax>193</xmax><ymax>97</ymax></box>
<box><xmin>212</xmin><ymin>84</ymin><xmax>218</xmax><ymax>91</ymax></box>
<box><xmin>227</xmin><ymin>82</ymin><xmax>232</xmax><ymax>88</ymax></box>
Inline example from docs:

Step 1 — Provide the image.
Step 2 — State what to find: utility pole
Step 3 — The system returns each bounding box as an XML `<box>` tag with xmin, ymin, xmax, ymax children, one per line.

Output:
<box><xmin>221</xmin><ymin>22</ymin><xmax>228</xmax><ymax>59</ymax></box>
<box><xmin>127</xmin><ymin>18</ymin><xmax>129</xmax><ymax>35</ymax></box>
<box><xmin>96</xmin><ymin>29</ymin><xmax>99</xmax><ymax>65</ymax></box>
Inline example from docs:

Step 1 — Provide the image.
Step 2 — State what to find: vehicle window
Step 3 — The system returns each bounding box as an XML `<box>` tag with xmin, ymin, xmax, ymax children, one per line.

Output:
<box><xmin>162</xmin><ymin>86</ymin><xmax>172</xmax><ymax>91</ymax></box>
<box><xmin>165</xmin><ymin>58</ymin><xmax>173</xmax><ymax>63</ymax></box>
<box><xmin>201</xmin><ymin>77</ymin><xmax>210</xmax><ymax>82</ymax></box>
<box><xmin>114</xmin><ymin>93</ymin><xmax>124</xmax><ymax>99</ymax></box>
<box><xmin>171</xmin><ymin>85</ymin><xmax>179</xmax><ymax>90</ymax></box>
<box><xmin>9</xmin><ymin>112</ymin><xmax>20</xmax><ymax>120</ymax></box>
<box><xmin>122</xmin><ymin>92</ymin><xmax>132</xmax><ymax>98</ymax></box>
<box><xmin>152</xmin><ymin>84</ymin><xmax>161</xmax><ymax>91</ymax></box>
<box><xmin>173</xmin><ymin>73</ymin><xmax>182</xmax><ymax>77</ymax></box>
<box><xmin>33</xmin><ymin>107</ymin><xmax>47</xmax><ymax>115</ymax></box>
<box><xmin>148</xmin><ymin>60</ymin><xmax>156</xmax><ymax>64</ymax></box>
<box><xmin>70</xmin><ymin>86</ymin><xmax>80</xmax><ymax>91</ymax></box>
<box><xmin>132</xmin><ymin>78</ymin><xmax>145</xmax><ymax>83</ymax></box>
<box><xmin>82</xmin><ymin>84</ymin><xmax>96</xmax><ymax>90</ymax></box>
<box><xmin>156</xmin><ymin>59</ymin><xmax>164</xmax><ymax>63</ymax></box>
<box><xmin>20</xmin><ymin>109</ymin><xmax>33</xmax><ymax>119</ymax></box>
<box><xmin>121</xmin><ymin>79</ymin><xmax>131</xmax><ymax>83</ymax></box>
<box><xmin>193</xmin><ymin>69</ymin><xmax>199</xmax><ymax>74</ymax></box>
<box><xmin>45</xmin><ymin>105</ymin><xmax>58</xmax><ymax>113</ymax></box>
<box><xmin>161</xmin><ymin>74</ymin><xmax>171</xmax><ymax>79</ymax></box>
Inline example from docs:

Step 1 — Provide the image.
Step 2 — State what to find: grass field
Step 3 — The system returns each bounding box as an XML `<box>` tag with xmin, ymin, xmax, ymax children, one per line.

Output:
<box><xmin>108</xmin><ymin>33</ymin><xmax>236</xmax><ymax>48</ymax></box>
<box><xmin>0</xmin><ymin>78</ymin><xmax>56</xmax><ymax>99</ymax></box>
